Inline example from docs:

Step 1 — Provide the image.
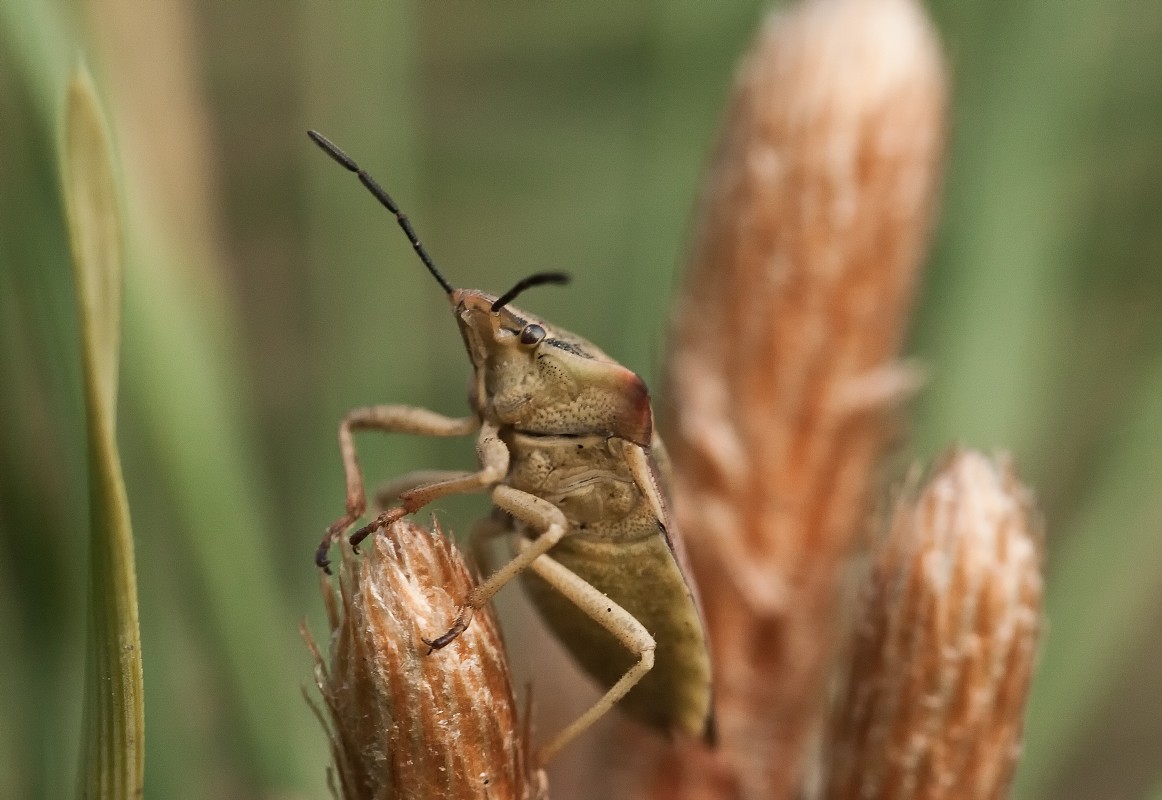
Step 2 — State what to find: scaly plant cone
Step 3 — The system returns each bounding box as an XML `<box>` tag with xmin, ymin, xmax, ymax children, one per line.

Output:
<box><xmin>618</xmin><ymin>0</ymin><xmax>948</xmax><ymax>797</ymax></box>
<box><xmin>305</xmin><ymin>520</ymin><xmax>547</xmax><ymax>800</ymax></box>
<box><xmin>822</xmin><ymin>450</ymin><xmax>1043</xmax><ymax>800</ymax></box>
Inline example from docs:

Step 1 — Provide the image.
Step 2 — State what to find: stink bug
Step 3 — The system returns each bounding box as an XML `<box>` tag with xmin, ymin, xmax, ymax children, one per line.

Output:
<box><xmin>309</xmin><ymin>130</ymin><xmax>713</xmax><ymax>763</ymax></box>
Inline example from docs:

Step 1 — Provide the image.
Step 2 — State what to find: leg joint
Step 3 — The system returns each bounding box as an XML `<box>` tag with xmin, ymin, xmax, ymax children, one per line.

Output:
<box><xmin>639</xmin><ymin>642</ymin><xmax>656</xmax><ymax>669</ymax></box>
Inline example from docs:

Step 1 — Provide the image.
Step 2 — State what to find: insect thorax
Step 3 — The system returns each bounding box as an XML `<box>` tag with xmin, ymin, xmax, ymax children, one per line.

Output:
<box><xmin>502</xmin><ymin>431</ymin><xmax>656</xmax><ymax>541</ymax></box>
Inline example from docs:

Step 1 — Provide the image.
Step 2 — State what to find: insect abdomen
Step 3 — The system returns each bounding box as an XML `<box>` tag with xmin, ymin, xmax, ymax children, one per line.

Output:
<box><xmin>521</xmin><ymin>532</ymin><xmax>713</xmax><ymax>736</ymax></box>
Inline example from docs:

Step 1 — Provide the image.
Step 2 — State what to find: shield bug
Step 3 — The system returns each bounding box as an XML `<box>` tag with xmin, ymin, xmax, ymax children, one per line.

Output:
<box><xmin>309</xmin><ymin>130</ymin><xmax>713</xmax><ymax>763</ymax></box>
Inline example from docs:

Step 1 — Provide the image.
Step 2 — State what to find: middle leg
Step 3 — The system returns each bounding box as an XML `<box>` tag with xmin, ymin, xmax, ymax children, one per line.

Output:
<box><xmin>423</xmin><ymin>483</ymin><xmax>567</xmax><ymax>650</ymax></box>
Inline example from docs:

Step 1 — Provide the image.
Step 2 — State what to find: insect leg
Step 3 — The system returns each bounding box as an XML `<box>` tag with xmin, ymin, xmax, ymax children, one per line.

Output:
<box><xmin>373</xmin><ymin>470</ymin><xmax>468</xmax><ymax>511</ymax></box>
<box><xmin>423</xmin><ymin>484</ymin><xmax>567</xmax><ymax>651</ymax></box>
<box><xmin>466</xmin><ymin>512</ymin><xmax>514</xmax><ymax>577</ymax></box>
<box><xmin>347</xmin><ymin>421</ymin><xmax>509</xmax><ymax>551</ymax></box>
<box><xmin>623</xmin><ymin>441</ymin><xmax>668</xmax><ymax>523</ymax></box>
<box><xmin>317</xmin><ymin>405</ymin><xmax>479</xmax><ymax>572</ymax></box>
<box><xmin>523</xmin><ymin>547</ymin><xmax>656</xmax><ymax>765</ymax></box>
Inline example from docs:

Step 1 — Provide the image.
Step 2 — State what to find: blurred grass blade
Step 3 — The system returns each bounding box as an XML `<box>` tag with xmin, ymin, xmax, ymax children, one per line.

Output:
<box><xmin>64</xmin><ymin>71</ymin><xmax>121</xmax><ymax>420</ymax></box>
<box><xmin>1015</xmin><ymin>353</ymin><xmax>1162</xmax><ymax>799</ymax></box>
<box><xmin>62</xmin><ymin>66</ymin><xmax>144</xmax><ymax>798</ymax></box>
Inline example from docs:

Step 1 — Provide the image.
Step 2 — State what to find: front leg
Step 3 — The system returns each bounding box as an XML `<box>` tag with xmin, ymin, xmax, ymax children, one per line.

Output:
<box><xmin>347</xmin><ymin>421</ymin><xmax>510</xmax><ymax>550</ymax></box>
<box><xmin>316</xmin><ymin>405</ymin><xmax>479</xmax><ymax>572</ymax></box>
<box><xmin>372</xmin><ymin>470</ymin><xmax>468</xmax><ymax>511</ymax></box>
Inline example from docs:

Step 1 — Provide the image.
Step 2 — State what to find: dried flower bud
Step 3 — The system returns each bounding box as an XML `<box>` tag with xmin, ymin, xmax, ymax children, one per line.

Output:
<box><xmin>822</xmin><ymin>450</ymin><xmax>1044</xmax><ymax>800</ymax></box>
<box><xmin>631</xmin><ymin>0</ymin><xmax>948</xmax><ymax>796</ymax></box>
<box><xmin>304</xmin><ymin>520</ymin><xmax>547</xmax><ymax>800</ymax></box>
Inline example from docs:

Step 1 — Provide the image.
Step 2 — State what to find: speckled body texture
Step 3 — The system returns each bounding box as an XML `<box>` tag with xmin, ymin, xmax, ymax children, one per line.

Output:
<box><xmin>456</xmin><ymin>289</ymin><xmax>653</xmax><ymax>448</ymax></box>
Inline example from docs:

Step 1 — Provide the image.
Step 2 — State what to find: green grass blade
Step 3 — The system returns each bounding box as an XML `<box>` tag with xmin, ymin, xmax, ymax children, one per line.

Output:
<box><xmin>61</xmin><ymin>66</ymin><xmax>144</xmax><ymax>798</ymax></box>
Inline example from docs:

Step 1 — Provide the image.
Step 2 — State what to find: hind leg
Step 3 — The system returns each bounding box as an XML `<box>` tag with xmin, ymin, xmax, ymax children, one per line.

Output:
<box><xmin>523</xmin><ymin>548</ymin><xmax>656</xmax><ymax>765</ymax></box>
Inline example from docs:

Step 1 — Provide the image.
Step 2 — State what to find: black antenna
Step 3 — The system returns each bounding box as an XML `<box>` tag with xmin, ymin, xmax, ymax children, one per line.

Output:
<box><xmin>491</xmin><ymin>271</ymin><xmax>571</xmax><ymax>312</ymax></box>
<box><xmin>307</xmin><ymin>130</ymin><xmax>455</xmax><ymax>295</ymax></box>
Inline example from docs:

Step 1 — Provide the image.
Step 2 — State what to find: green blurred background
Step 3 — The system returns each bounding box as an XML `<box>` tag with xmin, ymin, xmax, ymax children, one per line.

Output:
<box><xmin>2</xmin><ymin>1</ymin><xmax>1160</xmax><ymax>798</ymax></box>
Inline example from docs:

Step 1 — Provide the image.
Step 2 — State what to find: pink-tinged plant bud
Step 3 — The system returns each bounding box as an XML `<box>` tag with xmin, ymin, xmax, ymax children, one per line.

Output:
<box><xmin>304</xmin><ymin>520</ymin><xmax>547</xmax><ymax>800</ymax></box>
<box><xmin>633</xmin><ymin>0</ymin><xmax>948</xmax><ymax>797</ymax></box>
<box><xmin>823</xmin><ymin>450</ymin><xmax>1044</xmax><ymax>800</ymax></box>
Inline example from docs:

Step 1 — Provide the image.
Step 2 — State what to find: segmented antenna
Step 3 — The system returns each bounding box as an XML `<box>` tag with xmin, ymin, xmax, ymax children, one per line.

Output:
<box><xmin>492</xmin><ymin>271</ymin><xmax>572</xmax><ymax>312</ymax></box>
<box><xmin>307</xmin><ymin>130</ymin><xmax>455</xmax><ymax>295</ymax></box>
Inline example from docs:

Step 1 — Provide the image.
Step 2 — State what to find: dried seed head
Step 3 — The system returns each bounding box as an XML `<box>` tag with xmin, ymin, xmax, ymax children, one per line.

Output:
<box><xmin>822</xmin><ymin>450</ymin><xmax>1044</xmax><ymax>800</ymax></box>
<box><xmin>304</xmin><ymin>520</ymin><xmax>547</xmax><ymax>800</ymax></box>
<box><xmin>635</xmin><ymin>0</ymin><xmax>948</xmax><ymax>796</ymax></box>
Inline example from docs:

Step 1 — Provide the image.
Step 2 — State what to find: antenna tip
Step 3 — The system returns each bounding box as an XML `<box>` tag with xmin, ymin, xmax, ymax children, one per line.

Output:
<box><xmin>490</xmin><ymin>271</ymin><xmax>573</xmax><ymax>312</ymax></box>
<box><xmin>307</xmin><ymin>130</ymin><xmax>358</xmax><ymax>172</ymax></box>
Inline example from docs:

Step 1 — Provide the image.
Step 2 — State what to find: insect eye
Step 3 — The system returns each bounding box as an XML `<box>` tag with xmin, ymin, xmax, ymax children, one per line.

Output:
<box><xmin>519</xmin><ymin>324</ymin><xmax>546</xmax><ymax>346</ymax></box>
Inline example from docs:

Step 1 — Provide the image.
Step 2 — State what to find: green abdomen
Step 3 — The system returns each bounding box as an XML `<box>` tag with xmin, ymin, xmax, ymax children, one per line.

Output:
<box><xmin>520</xmin><ymin>533</ymin><xmax>713</xmax><ymax>738</ymax></box>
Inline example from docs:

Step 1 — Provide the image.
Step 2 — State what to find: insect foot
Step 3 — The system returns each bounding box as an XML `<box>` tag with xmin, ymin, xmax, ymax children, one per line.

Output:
<box><xmin>421</xmin><ymin>605</ymin><xmax>476</xmax><ymax>653</ymax></box>
<box><xmin>313</xmin><ymin>541</ymin><xmax>333</xmax><ymax>574</ymax></box>
<box><xmin>315</xmin><ymin>513</ymin><xmax>360</xmax><ymax>574</ymax></box>
<box><xmin>348</xmin><ymin>506</ymin><xmax>408</xmax><ymax>553</ymax></box>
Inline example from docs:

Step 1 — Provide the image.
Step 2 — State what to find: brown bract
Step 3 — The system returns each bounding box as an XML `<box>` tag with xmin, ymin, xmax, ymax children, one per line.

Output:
<box><xmin>823</xmin><ymin>451</ymin><xmax>1044</xmax><ymax>800</ymax></box>
<box><xmin>304</xmin><ymin>520</ymin><xmax>547</xmax><ymax>800</ymax></box>
<box><xmin>632</xmin><ymin>0</ymin><xmax>948</xmax><ymax>796</ymax></box>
